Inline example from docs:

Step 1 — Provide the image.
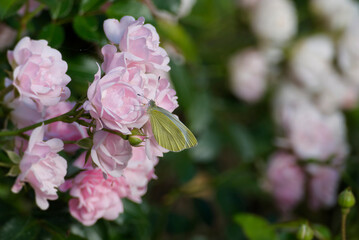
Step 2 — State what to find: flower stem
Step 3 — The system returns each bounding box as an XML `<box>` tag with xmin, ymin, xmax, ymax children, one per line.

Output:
<box><xmin>0</xmin><ymin>105</ymin><xmax>84</xmax><ymax>137</ymax></box>
<box><xmin>341</xmin><ymin>209</ymin><xmax>349</xmax><ymax>240</ymax></box>
<box><xmin>17</xmin><ymin>4</ymin><xmax>45</xmax><ymax>41</ymax></box>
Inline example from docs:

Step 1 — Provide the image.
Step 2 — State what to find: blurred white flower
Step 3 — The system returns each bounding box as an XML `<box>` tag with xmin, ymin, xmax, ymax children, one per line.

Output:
<box><xmin>237</xmin><ymin>0</ymin><xmax>260</xmax><ymax>9</ymax></box>
<box><xmin>228</xmin><ymin>49</ymin><xmax>268</xmax><ymax>102</ymax></box>
<box><xmin>290</xmin><ymin>35</ymin><xmax>334</xmax><ymax>92</ymax></box>
<box><xmin>287</xmin><ymin>104</ymin><xmax>347</xmax><ymax>161</ymax></box>
<box><xmin>274</xmin><ymin>82</ymin><xmax>311</xmax><ymax>131</ymax></box>
<box><xmin>316</xmin><ymin>73</ymin><xmax>359</xmax><ymax>112</ymax></box>
<box><xmin>338</xmin><ymin>24</ymin><xmax>359</xmax><ymax>86</ymax></box>
<box><xmin>251</xmin><ymin>0</ymin><xmax>297</xmax><ymax>45</ymax></box>
<box><xmin>311</xmin><ymin>0</ymin><xmax>359</xmax><ymax>30</ymax></box>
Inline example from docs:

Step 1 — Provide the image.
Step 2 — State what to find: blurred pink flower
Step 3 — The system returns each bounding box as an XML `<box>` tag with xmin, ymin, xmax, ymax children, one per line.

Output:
<box><xmin>17</xmin><ymin>0</ymin><xmax>41</xmax><ymax>16</ymax></box>
<box><xmin>263</xmin><ymin>152</ymin><xmax>305</xmax><ymax>213</ymax></box>
<box><xmin>84</xmin><ymin>66</ymin><xmax>148</xmax><ymax>134</ymax></box>
<box><xmin>8</xmin><ymin>37</ymin><xmax>71</xmax><ymax>109</ymax></box>
<box><xmin>11</xmin><ymin>125</ymin><xmax>67</xmax><ymax>210</ymax></box>
<box><xmin>91</xmin><ymin>130</ymin><xmax>132</xmax><ymax>177</ymax></box>
<box><xmin>307</xmin><ymin>165</ymin><xmax>340</xmax><ymax>210</ymax></box>
<box><xmin>68</xmin><ymin>169</ymin><xmax>126</xmax><ymax>226</ymax></box>
<box><xmin>0</xmin><ymin>23</ymin><xmax>16</xmax><ymax>51</ymax></box>
<box><xmin>8</xmin><ymin>97</ymin><xmax>43</xmax><ymax>128</ymax></box>
<box><xmin>228</xmin><ymin>49</ymin><xmax>268</xmax><ymax>102</ymax></box>
<box><xmin>103</xmin><ymin>17</ymin><xmax>170</xmax><ymax>72</ymax></box>
<box><xmin>45</xmin><ymin>101</ymin><xmax>88</xmax><ymax>152</ymax></box>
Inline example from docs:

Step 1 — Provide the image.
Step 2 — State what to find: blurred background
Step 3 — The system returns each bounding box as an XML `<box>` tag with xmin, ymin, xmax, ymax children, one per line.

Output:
<box><xmin>1</xmin><ymin>0</ymin><xmax>359</xmax><ymax>239</ymax></box>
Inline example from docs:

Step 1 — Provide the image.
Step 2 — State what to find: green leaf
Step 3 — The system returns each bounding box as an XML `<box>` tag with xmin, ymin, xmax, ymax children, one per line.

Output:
<box><xmin>38</xmin><ymin>24</ymin><xmax>65</xmax><ymax>48</ymax></box>
<box><xmin>39</xmin><ymin>0</ymin><xmax>73</xmax><ymax>19</ymax></box>
<box><xmin>79</xmin><ymin>0</ymin><xmax>106</xmax><ymax>14</ymax></box>
<box><xmin>189</xmin><ymin>129</ymin><xmax>221</xmax><ymax>163</ymax></box>
<box><xmin>5</xmin><ymin>150</ymin><xmax>20</xmax><ymax>164</ymax></box>
<box><xmin>0</xmin><ymin>0</ymin><xmax>26</xmax><ymax>19</ymax></box>
<box><xmin>156</xmin><ymin>20</ymin><xmax>198</xmax><ymax>62</ymax></box>
<box><xmin>76</xmin><ymin>138</ymin><xmax>93</xmax><ymax>149</ymax></box>
<box><xmin>105</xmin><ymin>0</ymin><xmax>152</xmax><ymax>20</ymax></box>
<box><xmin>66</xmin><ymin>55</ymin><xmax>98</xmax><ymax>98</ymax></box>
<box><xmin>0</xmin><ymin>217</ymin><xmax>40</xmax><ymax>240</ymax></box>
<box><xmin>312</xmin><ymin>224</ymin><xmax>331</xmax><ymax>240</ymax></box>
<box><xmin>234</xmin><ymin>213</ymin><xmax>276</xmax><ymax>240</ymax></box>
<box><xmin>7</xmin><ymin>165</ymin><xmax>20</xmax><ymax>176</ymax></box>
<box><xmin>73</xmin><ymin>15</ymin><xmax>100</xmax><ymax>42</ymax></box>
<box><xmin>227</xmin><ymin>123</ymin><xmax>255</xmax><ymax>162</ymax></box>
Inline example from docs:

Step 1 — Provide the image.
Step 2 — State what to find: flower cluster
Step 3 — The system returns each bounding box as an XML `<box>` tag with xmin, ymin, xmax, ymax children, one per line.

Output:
<box><xmin>231</xmin><ymin>0</ymin><xmax>358</xmax><ymax>213</ymax></box>
<box><xmin>6</xmin><ymin>16</ymin><xmax>179</xmax><ymax>226</ymax></box>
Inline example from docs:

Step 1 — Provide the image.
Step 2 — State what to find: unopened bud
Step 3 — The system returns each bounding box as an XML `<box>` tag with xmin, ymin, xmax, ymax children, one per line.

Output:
<box><xmin>296</xmin><ymin>224</ymin><xmax>313</xmax><ymax>240</ymax></box>
<box><xmin>128</xmin><ymin>135</ymin><xmax>145</xmax><ymax>146</ymax></box>
<box><xmin>338</xmin><ymin>188</ymin><xmax>356</xmax><ymax>210</ymax></box>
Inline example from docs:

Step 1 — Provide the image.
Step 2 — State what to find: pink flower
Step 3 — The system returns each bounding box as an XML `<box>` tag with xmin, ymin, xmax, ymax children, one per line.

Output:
<box><xmin>0</xmin><ymin>23</ymin><xmax>16</xmax><ymax>51</ymax></box>
<box><xmin>154</xmin><ymin>77</ymin><xmax>178</xmax><ymax>112</ymax></box>
<box><xmin>307</xmin><ymin>165</ymin><xmax>340</xmax><ymax>210</ymax></box>
<box><xmin>45</xmin><ymin>102</ymin><xmax>88</xmax><ymax>152</ymax></box>
<box><xmin>84</xmin><ymin>66</ymin><xmax>148</xmax><ymax>134</ymax></box>
<box><xmin>68</xmin><ymin>169</ymin><xmax>126</xmax><ymax>226</ymax></box>
<box><xmin>11</xmin><ymin>125</ymin><xmax>67</xmax><ymax>210</ymax></box>
<box><xmin>8</xmin><ymin>37</ymin><xmax>71</xmax><ymax>109</ymax></box>
<box><xmin>228</xmin><ymin>49</ymin><xmax>268</xmax><ymax>102</ymax></box>
<box><xmin>144</xmin><ymin>122</ymin><xmax>169</xmax><ymax>159</ymax></box>
<box><xmin>123</xmin><ymin>146</ymin><xmax>157</xmax><ymax>202</ymax></box>
<box><xmin>263</xmin><ymin>152</ymin><xmax>305</xmax><ymax>213</ymax></box>
<box><xmin>91</xmin><ymin>130</ymin><xmax>132</xmax><ymax>177</ymax></box>
<box><xmin>8</xmin><ymin>97</ymin><xmax>43</xmax><ymax>128</ymax></box>
<box><xmin>103</xmin><ymin>17</ymin><xmax>170</xmax><ymax>72</ymax></box>
<box><xmin>17</xmin><ymin>0</ymin><xmax>41</xmax><ymax>16</ymax></box>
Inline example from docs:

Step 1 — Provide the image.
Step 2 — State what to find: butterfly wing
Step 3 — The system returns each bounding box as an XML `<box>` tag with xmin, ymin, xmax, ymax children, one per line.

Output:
<box><xmin>149</xmin><ymin>107</ymin><xmax>197</xmax><ymax>152</ymax></box>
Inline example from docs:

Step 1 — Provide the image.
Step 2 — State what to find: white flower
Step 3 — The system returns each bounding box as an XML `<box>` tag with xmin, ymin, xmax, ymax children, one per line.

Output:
<box><xmin>290</xmin><ymin>35</ymin><xmax>334</xmax><ymax>92</ymax></box>
<box><xmin>311</xmin><ymin>0</ymin><xmax>359</xmax><ymax>30</ymax></box>
<box><xmin>228</xmin><ymin>49</ymin><xmax>268</xmax><ymax>102</ymax></box>
<box><xmin>251</xmin><ymin>0</ymin><xmax>297</xmax><ymax>45</ymax></box>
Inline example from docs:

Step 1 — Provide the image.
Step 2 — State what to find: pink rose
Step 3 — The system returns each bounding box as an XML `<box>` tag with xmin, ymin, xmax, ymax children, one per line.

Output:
<box><xmin>91</xmin><ymin>130</ymin><xmax>132</xmax><ymax>177</ymax></box>
<box><xmin>11</xmin><ymin>125</ymin><xmax>67</xmax><ymax>210</ymax></box>
<box><xmin>45</xmin><ymin>101</ymin><xmax>88</xmax><ymax>152</ymax></box>
<box><xmin>8</xmin><ymin>97</ymin><xmax>43</xmax><ymax>128</ymax></box>
<box><xmin>103</xmin><ymin>17</ymin><xmax>170</xmax><ymax>72</ymax></box>
<box><xmin>68</xmin><ymin>169</ymin><xmax>127</xmax><ymax>226</ymax></box>
<box><xmin>307</xmin><ymin>165</ymin><xmax>340</xmax><ymax>210</ymax></box>
<box><xmin>123</xmin><ymin>147</ymin><xmax>157</xmax><ymax>202</ymax></box>
<box><xmin>8</xmin><ymin>37</ymin><xmax>71</xmax><ymax>109</ymax></box>
<box><xmin>229</xmin><ymin>49</ymin><xmax>268</xmax><ymax>102</ymax></box>
<box><xmin>154</xmin><ymin>77</ymin><xmax>178</xmax><ymax>112</ymax></box>
<box><xmin>84</xmin><ymin>66</ymin><xmax>148</xmax><ymax>134</ymax></box>
<box><xmin>263</xmin><ymin>152</ymin><xmax>305</xmax><ymax>213</ymax></box>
